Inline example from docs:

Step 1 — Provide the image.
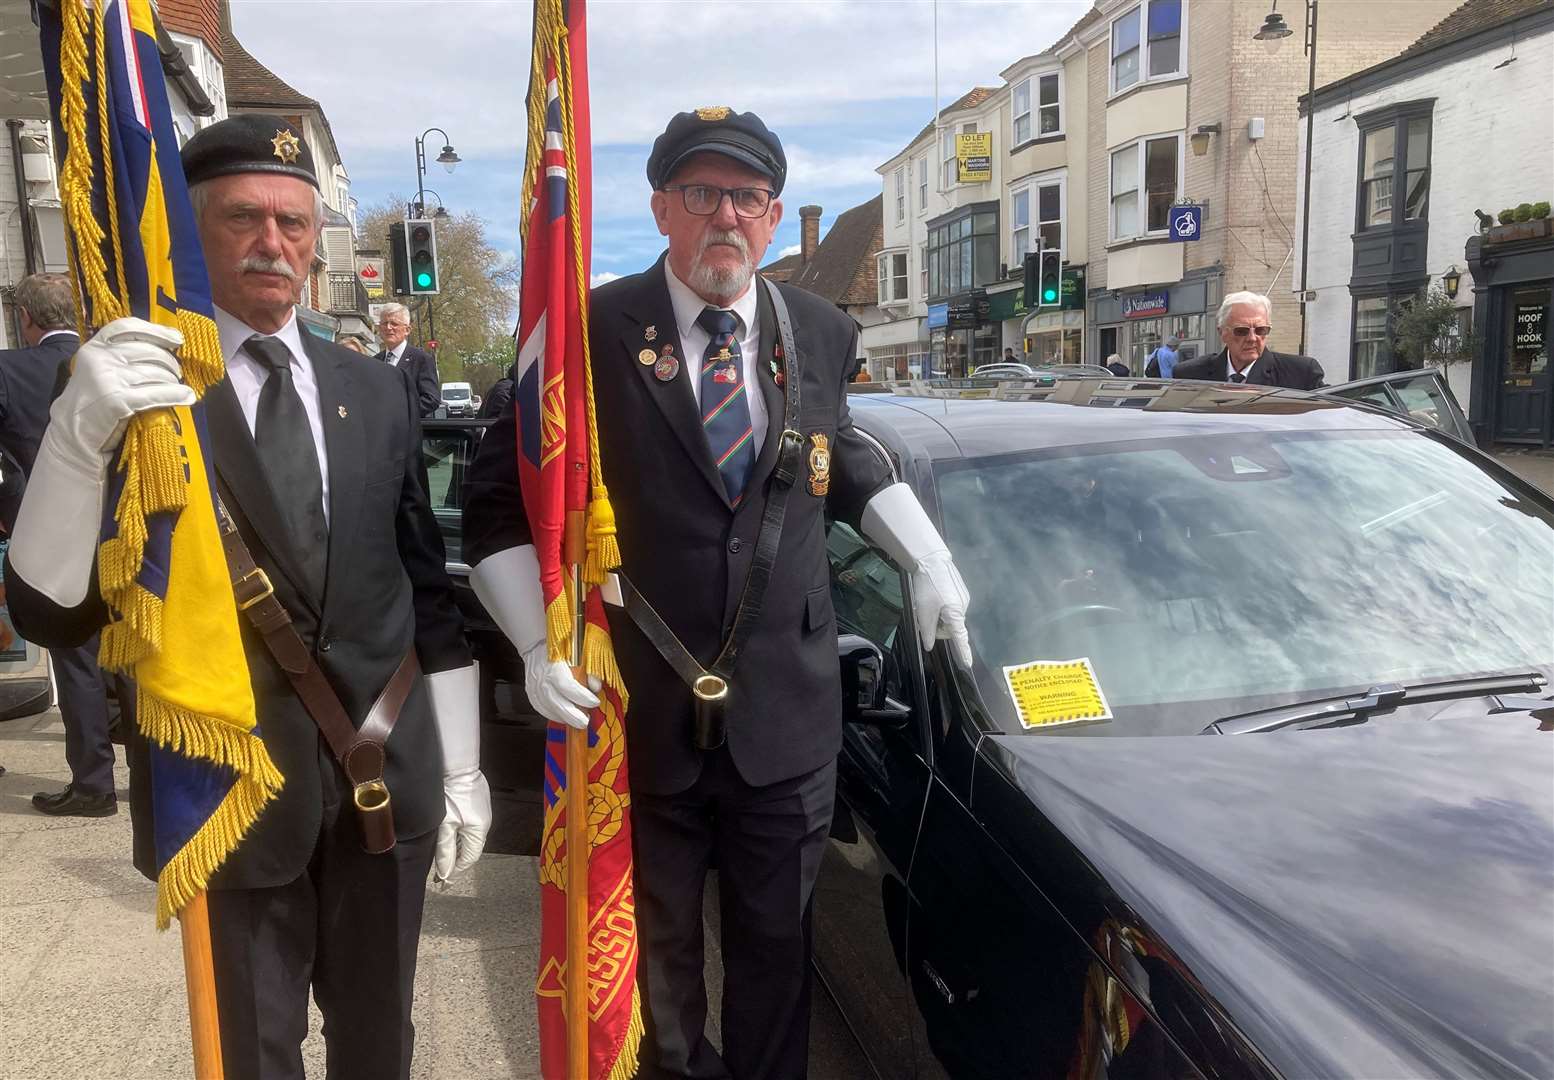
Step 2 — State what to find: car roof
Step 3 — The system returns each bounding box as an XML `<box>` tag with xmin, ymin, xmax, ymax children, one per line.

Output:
<box><xmin>848</xmin><ymin>378</ymin><xmax>1417</xmax><ymax>463</ymax></box>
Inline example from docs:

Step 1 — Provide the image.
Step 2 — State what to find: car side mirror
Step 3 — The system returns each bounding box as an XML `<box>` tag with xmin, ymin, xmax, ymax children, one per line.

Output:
<box><xmin>838</xmin><ymin>633</ymin><xmax>911</xmax><ymax>727</ymax></box>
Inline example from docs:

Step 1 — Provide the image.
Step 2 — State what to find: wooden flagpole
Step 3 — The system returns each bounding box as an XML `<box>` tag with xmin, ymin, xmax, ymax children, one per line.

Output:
<box><xmin>178</xmin><ymin>891</ymin><xmax>224</xmax><ymax>1078</ymax></box>
<box><xmin>564</xmin><ymin>511</ymin><xmax>591</xmax><ymax>1079</ymax></box>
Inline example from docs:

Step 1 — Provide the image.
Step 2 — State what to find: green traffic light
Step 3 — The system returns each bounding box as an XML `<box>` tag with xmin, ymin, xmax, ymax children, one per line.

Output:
<box><xmin>1042</xmin><ymin>287</ymin><xmax>1058</xmax><ymax>303</ymax></box>
<box><xmin>416</xmin><ymin>272</ymin><xmax>434</xmax><ymax>288</ymax></box>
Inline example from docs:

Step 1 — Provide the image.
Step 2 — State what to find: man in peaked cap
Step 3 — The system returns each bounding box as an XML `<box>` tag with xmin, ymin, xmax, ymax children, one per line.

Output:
<box><xmin>464</xmin><ymin>107</ymin><xmax>973</xmax><ymax>1078</ymax></box>
<box><xmin>3</xmin><ymin>114</ymin><xmax>487</xmax><ymax>1080</ymax></box>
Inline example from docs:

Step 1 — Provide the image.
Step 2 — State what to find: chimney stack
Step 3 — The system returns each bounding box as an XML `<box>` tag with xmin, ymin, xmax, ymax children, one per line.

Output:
<box><xmin>800</xmin><ymin>205</ymin><xmax>822</xmax><ymax>265</ymax></box>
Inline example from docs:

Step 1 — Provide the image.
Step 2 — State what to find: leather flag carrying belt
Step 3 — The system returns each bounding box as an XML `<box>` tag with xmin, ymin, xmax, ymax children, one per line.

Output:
<box><xmin>618</xmin><ymin>278</ymin><xmax>804</xmax><ymax>752</ymax></box>
<box><xmin>216</xmin><ymin>499</ymin><xmax>415</xmax><ymax>854</ymax></box>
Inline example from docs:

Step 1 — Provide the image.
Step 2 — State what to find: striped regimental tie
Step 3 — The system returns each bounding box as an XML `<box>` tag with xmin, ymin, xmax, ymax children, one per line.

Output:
<box><xmin>697</xmin><ymin>307</ymin><xmax>755</xmax><ymax>505</ymax></box>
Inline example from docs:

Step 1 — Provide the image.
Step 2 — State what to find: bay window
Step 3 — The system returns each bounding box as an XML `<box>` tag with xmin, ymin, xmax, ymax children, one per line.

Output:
<box><xmin>1111</xmin><ymin>0</ymin><xmax>1184</xmax><ymax>94</ymax></box>
<box><xmin>1359</xmin><ymin>112</ymin><xmax>1430</xmax><ymax>229</ymax></box>
<box><xmin>1109</xmin><ymin>134</ymin><xmax>1182</xmax><ymax>240</ymax></box>
<box><xmin>928</xmin><ymin>207</ymin><xmax>998</xmax><ymax>300</ymax></box>
<box><xmin>1012</xmin><ymin>179</ymin><xmax>1064</xmax><ymax>261</ymax></box>
<box><xmin>1012</xmin><ymin>72</ymin><xmax>1062</xmax><ymax>145</ymax></box>
<box><xmin>877</xmin><ymin>250</ymin><xmax>909</xmax><ymax>305</ymax></box>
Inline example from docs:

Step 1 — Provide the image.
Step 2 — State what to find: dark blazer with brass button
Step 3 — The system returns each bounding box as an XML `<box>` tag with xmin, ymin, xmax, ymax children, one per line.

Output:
<box><xmin>464</xmin><ymin>254</ymin><xmax>891</xmax><ymax>796</ymax></box>
<box><xmin>4</xmin><ymin>331</ymin><xmax>470</xmax><ymax>888</ymax></box>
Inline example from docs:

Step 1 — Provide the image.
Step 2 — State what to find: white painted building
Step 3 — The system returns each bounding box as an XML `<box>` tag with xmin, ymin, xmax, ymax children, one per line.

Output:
<box><xmin>1298</xmin><ymin>0</ymin><xmax>1554</xmax><ymax>442</ymax></box>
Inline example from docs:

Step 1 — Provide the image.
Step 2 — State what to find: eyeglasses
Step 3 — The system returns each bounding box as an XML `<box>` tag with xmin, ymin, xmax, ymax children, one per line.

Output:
<box><xmin>661</xmin><ymin>184</ymin><xmax>775</xmax><ymax>218</ymax></box>
<box><xmin>1230</xmin><ymin>325</ymin><xmax>1272</xmax><ymax>338</ymax></box>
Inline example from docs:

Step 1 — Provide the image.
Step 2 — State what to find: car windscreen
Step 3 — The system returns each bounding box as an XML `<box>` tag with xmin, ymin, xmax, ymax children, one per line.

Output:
<box><xmin>935</xmin><ymin>429</ymin><xmax>1554</xmax><ymax>737</ymax></box>
<box><xmin>443</xmin><ymin>388</ymin><xmax>471</xmax><ymax>400</ymax></box>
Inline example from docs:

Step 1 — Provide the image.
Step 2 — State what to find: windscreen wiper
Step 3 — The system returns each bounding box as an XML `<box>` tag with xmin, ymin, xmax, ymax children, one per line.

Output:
<box><xmin>1201</xmin><ymin>671</ymin><xmax>1549</xmax><ymax>735</ymax></box>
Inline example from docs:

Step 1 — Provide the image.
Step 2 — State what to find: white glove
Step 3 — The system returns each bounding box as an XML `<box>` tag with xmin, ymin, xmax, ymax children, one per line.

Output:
<box><xmin>470</xmin><ymin>544</ymin><xmax>600</xmax><ymax>730</ymax></box>
<box><xmin>860</xmin><ymin>482</ymin><xmax>974</xmax><ymax>667</ymax></box>
<box><xmin>9</xmin><ymin>317</ymin><xmax>195</xmax><ymax>607</ymax></box>
<box><xmin>426</xmin><ymin>663</ymin><xmax>492</xmax><ymax>882</ymax></box>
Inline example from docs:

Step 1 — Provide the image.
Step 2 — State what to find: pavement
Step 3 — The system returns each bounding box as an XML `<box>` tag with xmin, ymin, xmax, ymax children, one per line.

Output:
<box><xmin>0</xmin><ymin>708</ymin><xmax>871</xmax><ymax>1080</ymax></box>
<box><xmin>1491</xmin><ymin>447</ymin><xmax>1554</xmax><ymax>494</ymax></box>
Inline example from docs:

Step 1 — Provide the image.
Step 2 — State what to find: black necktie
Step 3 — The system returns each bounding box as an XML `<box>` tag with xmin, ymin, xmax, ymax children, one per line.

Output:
<box><xmin>1229</xmin><ymin>371</ymin><xmax>1248</xmax><ymax>384</ymax></box>
<box><xmin>247</xmin><ymin>335</ymin><xmax>328</xmax><ymax>599</ymax></box>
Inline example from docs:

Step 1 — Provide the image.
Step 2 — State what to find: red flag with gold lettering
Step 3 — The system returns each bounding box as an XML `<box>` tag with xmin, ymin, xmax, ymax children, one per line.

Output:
<box><xmin>515</xmin><ymin>1</ymin><xmax>640</xmax><ymax>1077</ymax></box>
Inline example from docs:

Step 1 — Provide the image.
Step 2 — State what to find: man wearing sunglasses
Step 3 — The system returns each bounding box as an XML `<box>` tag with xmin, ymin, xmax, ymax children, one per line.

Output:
<box><xmin>464</xmin><ymin>107</ymin><xmax>972</xmax><ymax>1078</ymax></box>
<box><xmin>1174</xmin><ymin>290</ymin><xmax>1325</xmax><ymax>389</ymax></box>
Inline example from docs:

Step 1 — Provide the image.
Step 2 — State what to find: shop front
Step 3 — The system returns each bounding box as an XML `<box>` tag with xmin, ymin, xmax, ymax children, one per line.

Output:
<box><xmin>1467</xmin><ymin>222</ymin><xmax>1554</xmax><ymax>446</ymax></box>
<box><xmin>1088</xmin><ymin>271</ymin><xmax>1219</xmax><ymax>375</ymax></box>
<box><xmin>862</xmin><ymin>316</ymin><xmax>933</xmax><ymax>381</ymax></box>
<box><xmin>987</xmin><ymin>267</ymin><xmax>1086</xmax><ymax>364</ymax></box>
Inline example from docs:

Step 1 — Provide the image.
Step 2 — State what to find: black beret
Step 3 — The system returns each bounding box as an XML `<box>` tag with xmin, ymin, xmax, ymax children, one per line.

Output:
<box><xmin>646</xmin><ymin>108</ymin><xmax>786</xmax><ymax>195</ymax></box>
<box><xmin>181</xmin><ymin>113</ymin><xmax>319</xmax><ymax>190</ymax></box>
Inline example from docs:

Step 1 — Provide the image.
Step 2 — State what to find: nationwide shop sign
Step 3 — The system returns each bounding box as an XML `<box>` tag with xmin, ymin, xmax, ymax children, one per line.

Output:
<box><xmin>1123</xmin><ymin>292</ymin><xmax>1169</xmax><ymax>319</ymax></box>
<box><xmin>956</xmin><ymin>132</ymin><xmax>993</xmax><ymax>183</ymax></box>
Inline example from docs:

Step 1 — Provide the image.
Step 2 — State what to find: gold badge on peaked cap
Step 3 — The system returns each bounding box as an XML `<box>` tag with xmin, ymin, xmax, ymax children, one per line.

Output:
<box><xmin>695</xmin><ymin>106</ymin><xmax>732</xmax><ymax>122</ymax></box>
<box><xmin>271</xmin><ymin>128</ymin><xmax>302</xmax><ymax>164</ymax></box>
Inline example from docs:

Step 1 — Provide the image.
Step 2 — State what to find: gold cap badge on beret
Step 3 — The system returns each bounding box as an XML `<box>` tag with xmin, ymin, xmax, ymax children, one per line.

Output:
<box><xmin>694</xmin><ymin>106</ymin><xmax>731</xmax><ymax>122</ymax></box>
<box><xmin>271</xmin><ymin>128</ymin><xmax>302</xmax><ymax>164</ymax></box>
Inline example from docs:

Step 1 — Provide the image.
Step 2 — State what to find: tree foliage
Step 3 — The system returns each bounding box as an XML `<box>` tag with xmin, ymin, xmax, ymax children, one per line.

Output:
<box><xmin>357</xmin><ymin>196</ymin><xmax>520</xmax><ymax>383</ymax></box>
<box><xmin>1393</xmin><ymin>286</ymin><xmax>1476</xmax><ymax>369</ymax></box>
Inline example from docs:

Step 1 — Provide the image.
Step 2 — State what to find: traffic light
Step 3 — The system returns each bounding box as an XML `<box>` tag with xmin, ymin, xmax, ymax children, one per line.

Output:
<box><xmin>405</xmin><ymin>218</ymin><xmax>439</xmax><ymax>294</ymax></box>
<box><xmin>1022</xmin><ymin>251</ymin><xmax>1040</xmax><ymax>308</ymax></box>
<box><xmin>1038</xmin><ymin>248</ymin><xmax>1062</xmax><ymax>309</ymax></box>
<box><xmin>388</xmin><ymin>222</ymin><xmax>410</xmax><ymax>295</ymax></box>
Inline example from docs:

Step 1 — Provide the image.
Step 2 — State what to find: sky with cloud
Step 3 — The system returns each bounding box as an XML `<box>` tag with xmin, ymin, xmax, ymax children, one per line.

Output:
<box><xmin>230</xmin><ymin>0</ymin><xmax>1089</xmax><ymax>282</ymax></box>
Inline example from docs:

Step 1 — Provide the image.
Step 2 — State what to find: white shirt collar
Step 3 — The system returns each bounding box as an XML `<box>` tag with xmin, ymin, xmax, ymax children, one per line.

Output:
<box><xmin>38</xmin><ymin>329</ymin><xmax>78</xmax><ymax>344</ymax></box>
<box><xmin>664</xmin><ymin>260</ymin><xmax>758</xmax><ymax>341</ymax></box>
<box><xmin>215</xmin><ymin>305</ymin><xmax>308</xmax><ymax>368</ymax></box>
<box><xmin>387</xmin><ymin>339</ymin><xmax>408</xmax><ymax>362</ymax></box>
<box><xmin>1226</xmin><ymin>351</ymin><xmax>1260</xmax><ymax>379</ymax></box>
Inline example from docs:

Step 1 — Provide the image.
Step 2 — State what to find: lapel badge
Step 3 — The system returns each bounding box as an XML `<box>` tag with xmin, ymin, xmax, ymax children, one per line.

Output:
<box><xmin>337</xmin><ymin>405</ymin><xmax>348</xmax><ymax>419</ymax></box>
<box><xmin>807</xmin><ymin>433</ymin><xmax>831</xmax><ymax>497</ymax></box>
<box><xmin>654</xmin><ymin>354</ymin><xmax>680</xmax><ymax>382</ymax></box>
<box><xmin>717</xmin><ymin>347</ymin><xmax>732</xmax><ymax>363</ymax></box>
<box><xmin>638</xmin><ymin>347</ymin><xmax>657</xmax><ymax>366</ymax></box>
<box><xmin>775</xmin><ymin>371</ymin><xmax>785</xmax><ymax>388</ymax></box>
<box><xmin>661</xmin><ymin>344</ymin><xmax>674</xmax><ymax>356</ymax></box>
<box><xmin>644</xmin><ymin>325</ymin><xmax>658</xmax><ymax>342</ymax></box>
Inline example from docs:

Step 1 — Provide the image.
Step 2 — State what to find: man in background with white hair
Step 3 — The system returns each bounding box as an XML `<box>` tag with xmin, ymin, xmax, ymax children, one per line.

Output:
<box><xmin>1174</xmin><ymin>290</ymin><xmax>1325</xmax><ymax>389</ymax></box>
<box><xmin>376</xmin><ymin>302</ymin><xmax>441</xmax><ymax>416</ymax></box>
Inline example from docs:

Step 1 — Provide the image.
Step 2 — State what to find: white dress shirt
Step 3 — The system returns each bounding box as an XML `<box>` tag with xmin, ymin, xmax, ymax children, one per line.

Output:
<box><xmin>664</xmin><ymin>262</ymin><xmax>768</xmax><ymax>457</ymax></box>
<box><xmin>1226</xmin><ymin>353</ymin><xmax>1260</xmax><ymax>381</ymax></box>
<box><xmin>384</xmin><ymin>339</ymin><xmax>408</xmax><ymax>365</ymax></box>
<box><xmin>215</xmin><ymin>305</ymin><xmax>331</xmax><ymax>523</ymax></box>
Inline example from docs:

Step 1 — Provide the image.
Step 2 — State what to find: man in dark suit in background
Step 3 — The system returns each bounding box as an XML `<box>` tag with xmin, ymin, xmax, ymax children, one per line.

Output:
<box><xmin>1173</xmin><ymin>290</ymin><xmax>1325</xmax><ymax>389</ymax></box>
<box><xmin>464</xmin><ymin>108</ymin><xmax>973</xmax><ymax>1080</ymax></box>
<box><xmin>376</xmin><ymin>302</ymin><xmax>441</xmax><ymax>416</ymax></box>
<box><xmin>3</xmin><ymin>116</ymin><xmax>488</xmax><ymax>1079</ymax></box>
<box><xmin>0</xmin><ymin>273</ymin><xmax>118</xmax><ymax>817</ymax></box>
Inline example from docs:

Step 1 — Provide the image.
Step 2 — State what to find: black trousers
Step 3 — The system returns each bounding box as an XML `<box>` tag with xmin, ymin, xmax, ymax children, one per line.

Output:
<box><xmin>51</xmin><ymin>636</ymin><xmax>114</xmax><ymax>795</ymax></box>
<box><xmin>207</xmin><ymin>751</ymin><xmax>435</xmax><ymax>1080</ymax></box>
<box><xmin>633</xmin><ymin>747</ymin><xmax>837</xmax><ymax>1080</ymax></box>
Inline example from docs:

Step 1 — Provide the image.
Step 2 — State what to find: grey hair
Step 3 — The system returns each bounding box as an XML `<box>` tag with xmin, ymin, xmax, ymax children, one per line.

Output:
<box><xmin>1216</xmin><ymin>290</ymin><xmax>1272</xmax><ymax>329</ymax></box>
<box><xmin>377</xmin><ymin>302</ymin><xmax>410</xmax><ymax>325</ymax></box>
<box><xmin>187</xmin><ymin>179</ymin><xmax>326</xmax><ymax>229</ymax></box>
<box><xmin>14</xmin><ymin>272</ymin><xmax>75</xmax><ymax>331</ymax></box>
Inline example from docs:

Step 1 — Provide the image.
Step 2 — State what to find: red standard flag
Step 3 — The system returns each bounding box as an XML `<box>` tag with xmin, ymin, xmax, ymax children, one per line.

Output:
<box><xmin>516</xmin><ymin>2</ymin><xmax>640</xmax><ymax>1077</ymax></box>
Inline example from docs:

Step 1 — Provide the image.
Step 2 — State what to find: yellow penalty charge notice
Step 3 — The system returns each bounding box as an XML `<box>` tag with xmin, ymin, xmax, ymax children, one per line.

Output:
<box><xmin>1003</xmin><ymin>658</ymin><xmax>1113</xmax><ymax>730</ymax></box>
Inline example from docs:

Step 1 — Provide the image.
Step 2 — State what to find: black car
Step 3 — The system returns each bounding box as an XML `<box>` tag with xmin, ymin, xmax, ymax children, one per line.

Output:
<box><xmin>814</xmin><ymin>378</ymin><xmax>1554</xmax><ymax>1079</ymax></box>
<box><xmin>421</xmin><ymin>377</ymin><xmax>1554</xmax><ymax>1078</ymax></box>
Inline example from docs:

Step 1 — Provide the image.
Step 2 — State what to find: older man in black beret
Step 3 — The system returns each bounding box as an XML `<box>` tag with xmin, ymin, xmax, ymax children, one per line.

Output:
<box><xmin>464</xmin><ymin>108</ymin><xmax>972</xmax><ymax>1078</ymax></box>
<box><xmin>4</xmin><ymin>114</ymin><xmax>487</xmax><ymax>1080</ymax></box>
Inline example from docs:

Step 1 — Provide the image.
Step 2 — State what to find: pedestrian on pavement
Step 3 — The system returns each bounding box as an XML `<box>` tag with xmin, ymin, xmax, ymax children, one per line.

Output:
<box><xmin>1145</xmin><ymin>334</ymin><xmax>1180</xmax><ymax>378</ymax></box>
<box><xmin>1105</xmin><ymin>352</ymin><xmax>1130</xmax><ymax>377</ymax></box>
<box><xmin>3</xmin><ymin>115</ymin><xmax>489</xmax><ymax>1080</ymax></box>
<box><xmin>1003</xmin><ymin>346</ymin><xmax>1018</xmax><ymax>363</ymax></box>
<box><xmin>1173</xmin><ymin>292</ymin><xmax>1325</xmax><ymax>388</ymax></box>
<box><xmin>463</xmin><ymin>107</ymin><xmax>973</xmax><ymax>1080</ymax></box>
<box><xmin>376</xmin><ymin>303</ymin><xmax>442</xmax><ymax>416</ymax></box>
<box><xmin>0</xmin><ymin>273</ymin><xmax>119</xmax><ymax>818</ymax></box>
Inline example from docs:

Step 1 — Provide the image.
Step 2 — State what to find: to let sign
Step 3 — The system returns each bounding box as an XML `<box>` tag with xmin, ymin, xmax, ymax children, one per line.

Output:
<box><xmin>1168</xmin><ymin>205</ymin><xmax>1202</xmax><ymax>241</ymax></box>
<box><xmin>1123</xmin><ymin>292</ymin><xmax>1169</xmax><ymax>319</ymax></box>
<box><xmin>956</xmin><ymin>132</ymin><xmax>992</xmax><ymax>183</ymax></box>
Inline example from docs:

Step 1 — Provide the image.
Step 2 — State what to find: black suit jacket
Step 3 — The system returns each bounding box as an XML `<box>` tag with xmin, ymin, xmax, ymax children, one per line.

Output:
<box><xmin>382</xmin><ymin>343</ymin><xmax>440</xmax><ymax>417</ymax></box>
<box><xmin>0</xmin><ymin>330</ymin><xmax>79</xmax><ymax>529</ymax></box>
<box><xmin>1173</xmin><ymin>347</ymin><xmax>1325</xmax><ymax>389</ymax></box>
<box><xmin>4</xmin><ymin>330</ymin><xmax>470</xmax><ymax>888</ymax></box>
<box><xmin>464</xmin><ymin>256</ymin><xmax>891</xmax><ymax>795</ymax></box>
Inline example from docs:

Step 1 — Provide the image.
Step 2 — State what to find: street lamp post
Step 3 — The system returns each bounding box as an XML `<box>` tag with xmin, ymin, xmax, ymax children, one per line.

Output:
<box><xmin>411</xmin><ymin>128</ymin><xmax>460</xmax><ymax>346</ymax></box>
<box><xmin>1255</xmin><ymin>0</ymin><xmax>1318</xmax><ymax>356</ymax></box>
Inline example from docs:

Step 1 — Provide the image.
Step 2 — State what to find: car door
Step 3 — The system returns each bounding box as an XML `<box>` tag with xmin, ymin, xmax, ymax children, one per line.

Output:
<box><xmin>1325</xmin><ymin>368</ymin><xmax>1474</xmax><ymax>443</ymax></box>
<box><xmin>813</xmin><ymin>518</ymin><xmax>934</xmax><ymax>1079</ymax></box>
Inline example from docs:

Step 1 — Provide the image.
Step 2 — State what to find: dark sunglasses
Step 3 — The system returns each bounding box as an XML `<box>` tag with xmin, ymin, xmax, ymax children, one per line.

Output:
<box><xmin>1230</xmin><ymin>325</ymin><xmax>1272</xmax><ymax>338</ymax></box>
